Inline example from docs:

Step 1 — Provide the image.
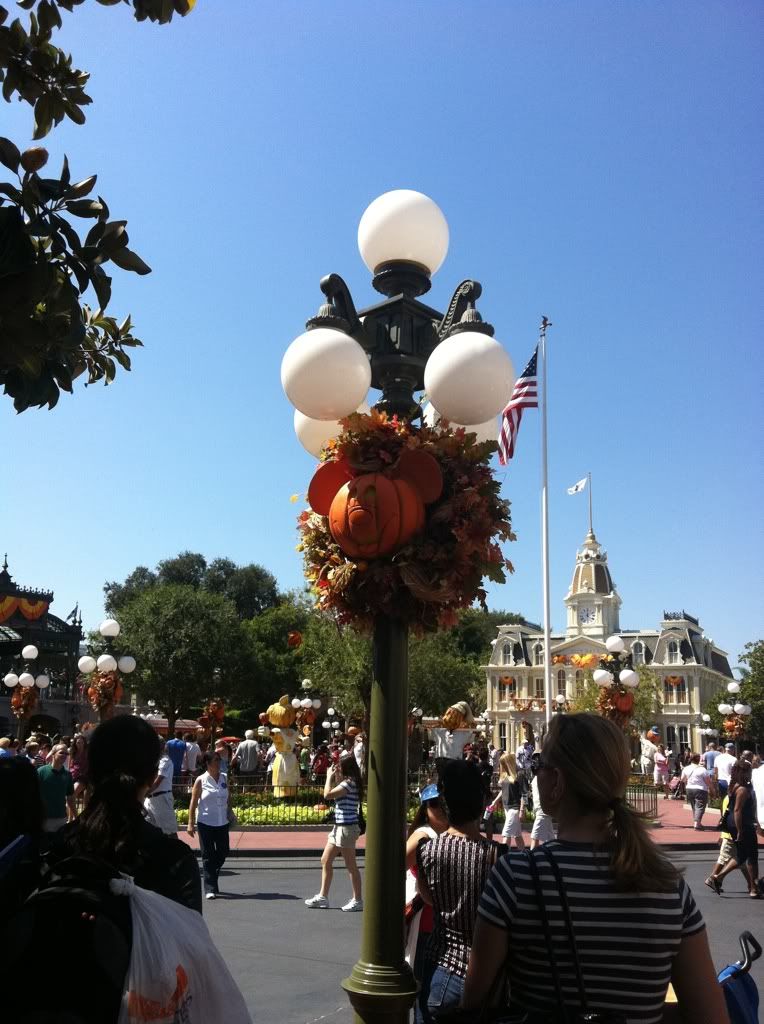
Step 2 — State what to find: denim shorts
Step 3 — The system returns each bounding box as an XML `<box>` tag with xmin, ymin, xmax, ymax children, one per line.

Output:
<box><xmin>427</xmin><ymin>964</ymin><xmax>465</xmax><ymax>1015</ymax></box>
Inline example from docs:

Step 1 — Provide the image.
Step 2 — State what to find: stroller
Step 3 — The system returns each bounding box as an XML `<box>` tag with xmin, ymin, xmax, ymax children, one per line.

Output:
<box><xmin>718</xmin><ymin>931</ymin><xmax>761</xmax><ymax>1024</ymax></box>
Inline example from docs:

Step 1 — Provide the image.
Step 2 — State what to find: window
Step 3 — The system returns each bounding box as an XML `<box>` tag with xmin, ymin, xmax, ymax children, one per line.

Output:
<box><xmin>501</xmin><ymin>643</ymin><xmax>513</xmax><ymax>666</ymax></box>
<box><xmin>667</xmin><ymin>640</ymin><xmax>679</xmax><ymax>665</ymax></box>
<box><xmin>666</xmin><ymin>725</ymin><xmax>676</xmax><ymax>750</ymax></box>
<box><xmin>678</xmin><ymin>725</ymin><xmax>689</xmax><ymax>751</ymax></box>
<box><xmin>533</xmin><ymin>643</ymin><xmax>544</xmax><ymax>666</ymax></box>
<box><xmin>498</xmin><ymin>678</ymin><xmax>506</xmax><ymax>701</ymax></box>
<box><xmin>499</xmin><ymin>722</ymin><xmax>507</xmax><ymax>749</ymax></box>
<box><xmin>534</xmin><ymin>678</ymin><xmax>544</xmax><ymax>698</ymax></box>
<box><xmin>497</xmin><ymin>677</ymin><xmax>516</xmax><ymax>701</ymax></box>
<box><xmin>557</xmin><ymin>669</ymin><xmax>566</xmax><ymax>694</ymax></box>
<box><xmin>632</xmin><ymin>641</ymin><xmax>644</xmax><ymax>666</ymax></box>
<box><xmin>575</xmin><ymin>670</ymin><xmax>584</xmax><ymax>697</ymax></box>
<box><xmin>664</xmin><ymin>676</ymin><xmax>686</xmax><ymax>705</ymax></box>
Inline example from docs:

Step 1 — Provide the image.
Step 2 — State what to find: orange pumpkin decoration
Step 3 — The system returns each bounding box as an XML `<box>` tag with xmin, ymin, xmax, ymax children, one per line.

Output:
<box><xmin>287</xmin><ymin>630</ymin><xmax>302</xmax><ymax>648</ymax></box>
<box><xmin>723</xmin><ymin>717</ymin><xmax>737</xmax><ymax>735</ymax></box>
<box><xmin>614</xmin><ymin>691</ymin><xmax>634</xmax><ymax>713</ymax></box>
<box><xmin>308</xmin><ymin>449</ymin><xmax>443</xmax><ymax>560</ymax></box>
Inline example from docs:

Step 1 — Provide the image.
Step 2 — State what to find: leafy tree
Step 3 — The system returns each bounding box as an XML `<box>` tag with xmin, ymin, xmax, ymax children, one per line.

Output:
<box><xmin>704</xmin><ymin>640</ymin><xmax>763</xmax><ymax>745</ymax></box>
<box><xmin>0</xmin><ymin>0</ymin><xmax>194</xmax><ymax>411</ymax></box>
<box><xmin>568</xmin><ymin>666</ymin><xmax>661</xmax><ymax>733</ymax></box>
<box><xmin>450</xmin><ymin>608</ymin><xmax>525</xmax><ymax>661</ymax></box>
<box><xmin>241</xmin><ymin>593</ymin><xmax>310</xmax><ymax>709</ymax></box>
<box><xmin>116</xmin><ymin>583</ymin><xmax>252</xmax><ymax>736</ymax></box>
<box><xmin>104</xmin><ymin>551</ymin><xmax>281</xmax><ymax>620</ymax></box>
<box><xmin>300</xmin><ymin>614</ymin><xmax>374</xmax><ymax>722</ymax></box>
<box><xmin>409</xmin><ymin>628</ymin><xmax>485</xmax><ymax>716</ymax></box>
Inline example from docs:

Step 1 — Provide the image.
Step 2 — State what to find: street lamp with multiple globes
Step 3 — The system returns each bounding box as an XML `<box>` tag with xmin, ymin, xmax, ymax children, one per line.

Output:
<box><xmin>717</xmin><ymin>679</ymin><xmax>752</xmax><ymax>743</ymax></box>
<box><xmin>4</xmin><ymin>643</ymin><xmax>51</xmax><ymax>738</ymax></box>
<box><xmin>280</xmin><ymin>189</ymin><xmax>515</xmax><ymax>1023</ymax></box>
<box><xmin>77</xmin><ymin>618</ymin><xmax>136</xmax><ymax>719</ymax></box>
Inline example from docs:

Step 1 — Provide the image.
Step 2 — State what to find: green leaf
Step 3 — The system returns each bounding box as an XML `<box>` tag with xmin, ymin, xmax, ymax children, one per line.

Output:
<box><xmin>60</xmin><ymin>154</ymin><xmax>70</xmax><ymax>187</ymax></box>
<box><xmin>0</xmin><ymin>138</ymin><xmax>20</xmax><ymax>174</ymax></box>
<box><xmin>109</xmin><ymin>246</ymin><xmax>151</xmax><ymax>275</ymax></box>
<box><xmin>90</xmin><ymin>266</ymin><xmax>112</xmax><ymax>310</ymax></box>
<box><xmin>0</xmin><ymin>182</ymin><xmax>23</xmax><ymax>203</ymax></box>
<box><xmin>66</xmin><ymin>199</ymin><xmax>103</xmax><ymax>218</ymax></box>
<box><xmin>33</xmin><ymin>95</ymin><xmax>54</xmax><ymax>140</ymax></box>
<box><xmin>67</xmin><ymin>174</ymin><xmax>97</xmax><ymax>200</ymax></box>
<box><xmin>113</xmin><ymin>348</ymin><xmax>132</xmax><ymax>371</ymax></box>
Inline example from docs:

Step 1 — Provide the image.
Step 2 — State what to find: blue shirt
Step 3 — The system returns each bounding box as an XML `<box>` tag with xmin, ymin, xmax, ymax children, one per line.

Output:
<box><xmin>702</xmin><ymin>749</ymin><xmax>719</xmax><ymax>772</ymax></box>
<box><xmin>165</xmin><ymin>738</ymin><xmax>187</xmax><ymax>775</ymax></box>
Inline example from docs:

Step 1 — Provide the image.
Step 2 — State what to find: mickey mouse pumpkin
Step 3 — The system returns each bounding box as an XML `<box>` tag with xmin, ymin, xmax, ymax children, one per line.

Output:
<box><xmin>307</xmin><ymin>448</ymin><xmax>443</xmax><ymax>559</ymax></box>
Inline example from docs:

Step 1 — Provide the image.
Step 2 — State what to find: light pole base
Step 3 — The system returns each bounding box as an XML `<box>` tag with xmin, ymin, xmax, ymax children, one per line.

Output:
<box><xmin>342</xmin><ymin>961</ymin><xmax>417</xmax><ymax>1024</ymax></box>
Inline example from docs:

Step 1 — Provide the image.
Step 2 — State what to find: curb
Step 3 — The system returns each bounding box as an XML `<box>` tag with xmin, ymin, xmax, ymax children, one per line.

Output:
<box><xmin>189</xmin><ymin>842</ymin><xmax>719</xmax><ymax>859</ymax></box>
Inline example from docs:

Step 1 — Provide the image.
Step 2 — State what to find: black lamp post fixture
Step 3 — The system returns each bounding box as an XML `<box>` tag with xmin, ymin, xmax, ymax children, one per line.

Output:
<box><xmin>593</xmin><ymin>635</ymin><xmax>639</xmax><ymax>691</ymax></box>
<box><xmin>281</xmin><ymin>190</ymin><xmax>516</xmax><ymax>1024</ymax></box>
<box><xmin>4</xmin><ymin>643</ymin><xmax>51</xmax><ymax>739</ymax></box>
<box><xmin>77</xmin><ymin>617</ymin><xmax>136</xmax><ymax>690</ymax></box>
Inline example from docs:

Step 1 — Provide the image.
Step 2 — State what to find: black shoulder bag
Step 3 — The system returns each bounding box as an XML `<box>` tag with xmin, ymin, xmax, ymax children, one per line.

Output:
<box><xmin>526</xmin><ymin>848</ymin><xmax>627</xmax><ymax>1024</ymax></box>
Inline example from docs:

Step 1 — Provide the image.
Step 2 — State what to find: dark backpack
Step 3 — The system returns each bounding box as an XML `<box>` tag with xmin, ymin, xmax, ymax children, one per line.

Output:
<box><xmin>0</xmin><ymin>854</ymin><xmax>131</xmax><ymax>1024</ymax></box>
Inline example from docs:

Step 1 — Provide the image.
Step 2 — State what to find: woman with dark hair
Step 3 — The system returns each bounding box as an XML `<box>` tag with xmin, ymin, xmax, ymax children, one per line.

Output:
<box><xmin>53</xmin><ymin>715</ymin><xmax>201</xmax><ymax>911</ymax></box>
<box><xmin>187</xmin><ymin>750</ymin><xmax>231</xmax><ymax>900</ymax></box>
<box><xmin>708</xmin><ymin>759</ymin><xmax>762</xmax><ymax>898</ymax></box>
<box><xmin>416</xmin><ymin>759</ymin><xmax>499</xmax><ymax>1021</ymax></box>
<box><xmin>405</xmin><ymin>785</ymin><xmax>449</xmax><ymax>1023</ymax></box>
<box><xmin>462</xmin><ymin>713</ymin><xmax>728</xmax><ymax>1024</ymax></box>
<box><xmin>305</xmin><ymin>756</ymin><xmax>364</xmax><ymax>911</ymax></box>
<box><xmin>68</xmin><ymin>733</ymin><xmax>89</xmax><ymax>801</ymax></box>
<box><xmin>0</xmin><ymin>756</ymin><xmax>45</xmax><ymax>914</ymax></box>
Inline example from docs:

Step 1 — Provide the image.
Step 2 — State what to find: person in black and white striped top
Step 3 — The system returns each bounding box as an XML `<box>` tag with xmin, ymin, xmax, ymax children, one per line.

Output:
<box><xmin>305</xmin><ymin>757</ymin><xmax>364</xmax><ymax>913</ymax></box>
<box><xmin>462</xmin><ymin>713</ymin><xmax>729</xmax><ymax>1024</ymax></box>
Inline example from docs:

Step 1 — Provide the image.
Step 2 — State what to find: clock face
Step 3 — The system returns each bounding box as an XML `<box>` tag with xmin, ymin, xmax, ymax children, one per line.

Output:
<box><xmin>579</xmin><ymin>606</ymin><xmax>595</xmax><ymax>624</ymax></box>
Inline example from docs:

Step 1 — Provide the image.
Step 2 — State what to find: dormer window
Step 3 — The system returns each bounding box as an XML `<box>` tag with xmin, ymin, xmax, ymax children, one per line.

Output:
<box><xmin>533</xmin><ymin>643</ymin><xmax>544</xmax><ymax>666</ymax></box>
<box><xmin>632</xmin><ymin>641</ymin><xmax>644</xmax><ymax>666</ymax></box>
<box><xmin>667</xmin><ymin>640</ymin><xmax>679</xmax><ymax>666</ymax></box>
<box><xmin>501</xmin><ymin>643</ymin><xmax>513</xmax><ymax>666</ymax></box>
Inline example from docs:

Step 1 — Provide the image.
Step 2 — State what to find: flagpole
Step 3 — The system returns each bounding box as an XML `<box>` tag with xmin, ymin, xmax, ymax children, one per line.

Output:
<box><xmin>540</xmin><ymin>316</ymin><xmax>553</xmax><ymax>729</ymax></box>
<box><xmin>588</xmin><ymin>471</ymin><xmax>593</xmax><ymax>533</ymax></box>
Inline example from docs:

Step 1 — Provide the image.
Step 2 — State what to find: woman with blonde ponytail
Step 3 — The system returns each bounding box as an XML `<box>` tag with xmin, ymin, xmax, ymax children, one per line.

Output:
<box><xmin>462</xmin><ymin>713</ymin><xmax>728</xmax><ymax>1024</ymax></box>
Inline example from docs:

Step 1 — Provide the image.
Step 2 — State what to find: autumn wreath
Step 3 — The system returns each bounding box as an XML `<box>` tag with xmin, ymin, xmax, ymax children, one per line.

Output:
<box><xmin>81</xmin><ymin>670</ymin><xmax>124</xmax><ymax>713</ymax></box>
<box><xmin>298</xmin><ymin>410</ymin><xmax>514</xmax><ymax>632</ymax></box>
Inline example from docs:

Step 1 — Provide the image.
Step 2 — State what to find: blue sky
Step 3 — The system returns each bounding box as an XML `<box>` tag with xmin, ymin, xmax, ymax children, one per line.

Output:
<box><xmin>1</xmin><ymin>1</ymin><xmax>761</xmax><ymax>666</ymax></box>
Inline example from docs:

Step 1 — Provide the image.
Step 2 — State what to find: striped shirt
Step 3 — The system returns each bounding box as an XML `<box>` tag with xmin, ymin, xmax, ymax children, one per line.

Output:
<box><xmin>478</xmin><ymin>841</ymin><xmax>704</xmax><ymax>1024</ymax></box>
<box><xmin>334</xmin><ymin>779</ymin><xmax>359</xmax><ymax>824</ymax></box>
<box><xmin>419</xmin><ymin>833</ymin><xmax>498</xmax><ymax>976</ymax></box>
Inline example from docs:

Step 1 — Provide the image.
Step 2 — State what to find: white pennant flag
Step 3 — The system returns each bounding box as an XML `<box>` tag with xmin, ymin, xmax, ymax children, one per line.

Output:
<box><xmin>567</xmin><ymin>477</ymin><xmax>587</xmax><ymax>495</ymax></box>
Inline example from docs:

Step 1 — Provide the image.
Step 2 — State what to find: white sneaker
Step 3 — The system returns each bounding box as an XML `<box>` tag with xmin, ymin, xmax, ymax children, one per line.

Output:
<box><xmin>305</xmin><ymin>894</ymin><xmax>329</xmax><ymax>908</ymax></box>
<box><xmin>341</xmin><ymin>898</ymin><xmax>363</xmax><ymax>913</ymax></box>
<box><xmin>205</xmin><ymin>892</ymin><xmax>217</xmax><ymax>901</ymax></box>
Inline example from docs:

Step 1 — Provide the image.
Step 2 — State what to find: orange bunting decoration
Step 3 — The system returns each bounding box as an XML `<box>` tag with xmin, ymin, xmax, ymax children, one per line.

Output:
<box><xmin>0</xmin><ymin>595</ymin><xmax>49</xmax><ymax>622</ymax></box>
<box><xmin>552</xmin><ymin>655</ymin><xmax>567</xmax><ymax>665</ymax></box>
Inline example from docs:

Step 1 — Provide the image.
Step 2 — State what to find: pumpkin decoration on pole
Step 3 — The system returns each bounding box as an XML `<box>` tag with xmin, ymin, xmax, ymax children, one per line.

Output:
<box><xmin>592</xmin><ymin>635</ymin><xmax>639</xmax><ymax>731</ymax></box>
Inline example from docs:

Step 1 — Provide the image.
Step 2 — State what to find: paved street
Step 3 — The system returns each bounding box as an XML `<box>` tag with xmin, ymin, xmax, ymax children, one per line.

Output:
<box><xmin>204</xmin><ymin>854</ymin><xmax>762</xmax><ymax>1024</ymax></box>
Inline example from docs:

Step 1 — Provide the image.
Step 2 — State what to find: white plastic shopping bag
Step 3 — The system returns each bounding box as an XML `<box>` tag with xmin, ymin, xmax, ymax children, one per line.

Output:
<box><xmin>110</xmin><ymin>876</ymin><xmax>251</xmax><ymax>1024</ymax></box>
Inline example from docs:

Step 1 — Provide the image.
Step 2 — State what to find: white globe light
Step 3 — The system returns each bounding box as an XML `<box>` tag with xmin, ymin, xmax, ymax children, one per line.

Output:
<box><xmin>21</xmin><ymin>644</ymin><xmax>38</xmax><ymax>660</ymax></box>
<box><xmin>733</xmin><ymin>703</ymin><xmax>745</xmax><ymax>715</ymax></box>
<box><xmin>99</xmin><ymin>618</ymin><xmax>121</xmax><ymax>638</ymax></box>
<box><xmin>19</xmin><ymin>672</ymin><xmax>34</xmax><ymax>687</ymax></box>
<box><xmin>332</xmin><ymin>720</ymin><xmax>340</xmax><ymax>729</ymax></box>
<box><xmin>117</xmin><ymin>655</ymin><xmax>136</xmax><ymax>674</ymax></box>
<box><xmin>718</xmin><ymin>703</ymin><xmax>732</xmax><ymax>715</ymax></box>
<box><xmin>302</xmin><ymin>678</ymin><xmax>312</xmax><ymax>689</ymax></box>
<box><xmin>727</xmin><ymin>681</ymin><xmax>740</xmax><ymax>694</ymax></box>
<box><xmin>357</xmin><ymin>189</ymin><xmax>449</xmax><ymax>275</ymax></box>
<box><xmin>291</xmin><ymin>698</ymin><xmax>301</xmax><ymax>709</ymax></box>
<box><xmin>701</xmin><ymin>713</ymin><xmax>711</xmax><ymax>723</ymax></box>
<box><xmin>35</xmin><ymin>674</ymin><xmax>50</xmax><ymax>689</ymax></box>
<box><xmin>424</xmin><ymin>333</ymin><xmax>515</xmax><ymax>425</ymax></box>
<box><xmin>322</xmin><ymin>720</ymin><xmax>331</xmax><ymax>729</ymax></box>
<box><xmin>593</xmin><ymin>669</ymin><xmax>613</xmax><ymax>687</ymax></box>
<box><xmin>294</xmin><ymin>401</ymin><xmax>371</xmax><ymax>457</ymax></box>
<box><xmin>422</xmin><ymin>402</ymin><xmax>498</xmax><ymax>445</ymax></box>
<box><xmin>740</xmin><ymin>704</ymin><xmax>752</xmax><ymax>716</ymax></box>
<box><xmin>281</xmin><ymin>327</ymin><xmax>371</xmax><ymax>421</ymax></box>
<box><xmin>3</xmin><ymin>673</ymin><xmax>18</xmax><ymax>688</ymax></box>
<box><xmin>555</xmin><ymin>693</ymin><xmax>566</xmax><ymax>704</ymax></box>
<box><xmin>619</xmin><ymin>669</ymin><xmax>639</xmax><ymax>688</ymax></box>
<box><xmin>327</xmin><ymin>707</ymin><xmax>336</xmax><ymax>717</ymax></box>
<box><xmin>78</xmin><ymin>655</ymin><xmax>97</xmax><ymax>674</ymax></box>
<box><xmin>97</xmin><ymin>653</ymin><xmax>117</xmax><ymax>673</ymax></box>
<box><xmin>312</xmin><ymin>699</ymin><xmax>321</xmax><ymax>710</ymax></box>
<box><xmin>605</xmin><ymin>635</ymin><xmax>625</xmax><ymax>654</ymax></box>
<box><xmin>301</xmin><ymin>698</ymin><xmax>312</xmax><ymax>709</ymax></box>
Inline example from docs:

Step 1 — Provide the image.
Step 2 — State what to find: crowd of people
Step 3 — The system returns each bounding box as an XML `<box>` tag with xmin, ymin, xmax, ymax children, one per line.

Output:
<box><xmin>1</xmin><ymin>715</ymin><xmax>761</xmax><ymax>1023</ymax></box>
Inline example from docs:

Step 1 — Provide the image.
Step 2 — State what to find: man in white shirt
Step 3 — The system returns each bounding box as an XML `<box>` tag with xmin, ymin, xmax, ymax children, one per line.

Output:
<box><xmin>183</xmin><ymin>732</ymin><xmax>202</xmax><ymax>776</ymax></box>
<box><xmin>144</xmin><ymin>738</ymin><xmax>177</xmax><ymax>834</ymax></box>
<box><xmin>713</xmin><ymin>742</ymin><xmax>737</xmax><ymax>798</ymax></box>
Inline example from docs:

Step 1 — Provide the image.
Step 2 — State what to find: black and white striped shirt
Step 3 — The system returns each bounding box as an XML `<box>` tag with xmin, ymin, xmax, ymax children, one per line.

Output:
<box><xmin>478</xmin><ymin>841</ymin><xmax>704</xmax><ymax>1024</ymax></box>
<box><xmin>420</xmin><ymin>833</ymin><xmax>498</xmax><ymax>976</ymax></box>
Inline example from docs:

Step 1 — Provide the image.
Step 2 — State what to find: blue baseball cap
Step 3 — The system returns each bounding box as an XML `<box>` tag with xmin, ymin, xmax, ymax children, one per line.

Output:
<box><xmin>420</xmin><ymin>784</ymin><xmax>440</xmax><ymax>802</ymax></box>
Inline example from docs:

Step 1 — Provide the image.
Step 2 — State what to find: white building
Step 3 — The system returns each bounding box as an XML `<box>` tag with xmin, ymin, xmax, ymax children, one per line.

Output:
<box><xmin>484</xmin><ymin>528</ymin><xmax>733</xmax><ymax>753</ymax></box>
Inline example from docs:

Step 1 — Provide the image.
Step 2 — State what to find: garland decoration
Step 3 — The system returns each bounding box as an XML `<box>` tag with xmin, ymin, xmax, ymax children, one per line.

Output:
<box><xmin>665</xmin><ymin>675</ymin><xmax>684</xmax><ymax>688</ymax></box>
<box><xmin>10</xmin><ymin>684</ymin><xmax>38</xmax><ymax>719</ymax></box>
<box><xmin>83</xmin><ymin>670</ymin><xmax>124</xmax><ymax>713</ymax></box>
<box><xmin>298</xmin><ymin>411</ymin><xmax>514</xmax><ymax>632</ymax></box>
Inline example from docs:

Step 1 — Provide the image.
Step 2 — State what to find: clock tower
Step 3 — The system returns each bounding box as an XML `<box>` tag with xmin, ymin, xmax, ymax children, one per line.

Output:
<box><xmin>564</xmin><ymin>529</ymin><xmax>621</xmax><ymax>639</ymax></box>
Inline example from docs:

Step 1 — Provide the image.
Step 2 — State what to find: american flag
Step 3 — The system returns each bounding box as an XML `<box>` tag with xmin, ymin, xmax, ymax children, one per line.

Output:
<box><xmin>497</xmin><ymin>347</ymin><xmax>538</xmax><ymax>465</ymax></box>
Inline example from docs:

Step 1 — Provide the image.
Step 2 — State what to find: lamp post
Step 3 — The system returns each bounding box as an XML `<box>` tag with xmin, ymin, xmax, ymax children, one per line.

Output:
<box><xmin>4</xmin><ymin>643</ymin><xmax>51</xmax><ymax>739</ymax></box>
<box><xmin>717</xmin><ymin>679</ymin><xmax>751</xmax><ymax>746</ymax></box>
<box><xmin>280</xmin><ymin>190</ymin><xmax>514</xmax><ymax>1023</ymax></box>
<box><xmin>77</xmin><ymin>618</ymin><xmax>136</xmax><ymax>721</ymax></box>
<box><xmin>592</xmin><ymin>635</ymin><xmax>639</xmax><ymax>729</ymax></box>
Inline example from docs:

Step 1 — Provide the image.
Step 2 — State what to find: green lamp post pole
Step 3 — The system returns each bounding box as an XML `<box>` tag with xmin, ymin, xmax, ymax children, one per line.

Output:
<box><xmin>281</xmin><ymin>191</ymin><xmax>513</xmax><ymax>1024</ymax></box>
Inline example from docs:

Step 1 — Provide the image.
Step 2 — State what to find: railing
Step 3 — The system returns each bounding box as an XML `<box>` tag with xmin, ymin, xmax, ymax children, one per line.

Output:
<box><xmin>625</xmin><ymin>782</ymin><xmax>659</xmax><ymax>819</ymax></box>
